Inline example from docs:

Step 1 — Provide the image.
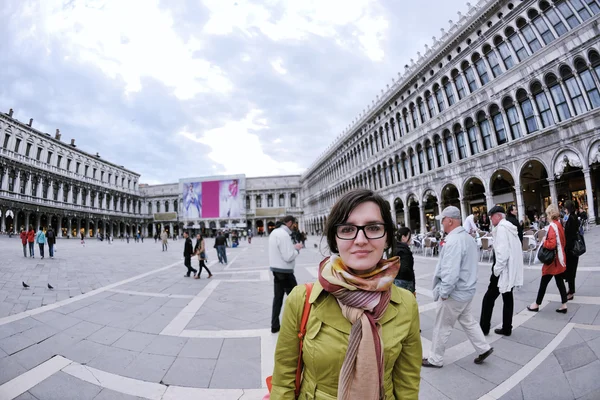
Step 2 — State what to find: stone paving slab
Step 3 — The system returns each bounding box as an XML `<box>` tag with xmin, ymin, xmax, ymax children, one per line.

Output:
<box><xmin>0</xmin><ymin>230</ymin><xmax>598</xmax><ymax>399</ymax></box>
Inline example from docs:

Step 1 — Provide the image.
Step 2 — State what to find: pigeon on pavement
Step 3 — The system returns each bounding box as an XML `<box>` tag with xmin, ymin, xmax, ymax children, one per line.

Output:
<box><xmin>22</xmin><ymin>282</ymin><xmax>29</xmax><ymax>288</ymax></box>
<box><xmin>47</xmin><ymin>283</ymin><xmax>54</xmax><ymax>289</ymax></box>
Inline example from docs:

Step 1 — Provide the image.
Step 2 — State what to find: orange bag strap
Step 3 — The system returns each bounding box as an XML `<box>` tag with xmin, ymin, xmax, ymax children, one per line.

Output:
<box><xmin>295</xmin><ymin>283</ymin><xmax>313</xmax><ymax>397</ymax></box>
<box><xmin>265</xmin><ymin>283</ymin><xmax>314</xmax><ymax>398</ymax></box>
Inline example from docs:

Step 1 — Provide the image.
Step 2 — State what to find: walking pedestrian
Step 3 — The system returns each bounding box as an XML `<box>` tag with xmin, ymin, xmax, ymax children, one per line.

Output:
<box><xmin>270</xmin><ymin>189</ymin><xmax>422</xmax><ymax>399</ymax></box>
<box><xmin>423</xmin><ymin>206</ymin><xmax>493</xmax><ymax>368</ymax></box>
<box><xmin>80</xmin><ymin>231</ymin><xmax>85</xmax><ymax>246</ymax></box>
<box><xmin>182</xmin><ymin>231</ymin><xmax>198</xmax><ymax>278</ymax></box>
<box><xmin>269</xmin><ymin>215</ymin><xmax>303</xmax><ymax>333</ymax></box>
<box><xmin>563</xmin><ymin>200</ymin><xmax>580</xmax><ymax>300</ymax></box>
<box><xmin>20</xmin><ymin>228</ymin><xmax>27</xmax><ymax>257</ymax></box>
<box><xmin>527</xmin><ymin>204</ymin><xmax>568</xmax><ymax>313</ymax></box>
<box><xmin>27</xmin><ymin>225</ymin><xmax>35</xmax><ymax>257</ymax></box>
<box><xmin>479</xmin><ymin>206</ymin><xmax>524</xmax><ymax>336</ymax></box>
<box><xmin>394</xmin><ymin>226</ymin><xmax>416</xmax><ymax>294</ymax></box>
<box><xmin>35</xmin><ymin>227</ymin><xmax>46</xmax><ymax>260</ymax></box>
<box><xmin>46</xmin><ymin>227</ymin><xmax>56</xmax><ymax>259</ymax></box>
<box><xmin>194</xmin><ymin>234</ymin><xmax>212</xmax><ymax>279</ymax></box>
<box><xmin>161</xmin><ymin>230</ymin><xmax>168</xmax><ymax>251</ymax></box>
<box><xmin>214</xmin><ymin>231</ymin><xmax>228</xmax><ymax>264</ymax></box>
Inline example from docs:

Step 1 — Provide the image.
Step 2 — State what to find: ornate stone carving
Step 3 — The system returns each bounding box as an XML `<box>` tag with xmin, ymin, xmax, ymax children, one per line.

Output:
<box><xmin>554</xmin><ymin>150</ymin><xmax>583</xmax><ymax>178</ymax></box>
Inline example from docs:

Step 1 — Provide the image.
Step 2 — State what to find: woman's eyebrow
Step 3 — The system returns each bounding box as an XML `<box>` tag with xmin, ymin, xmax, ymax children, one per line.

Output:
<box><xmin>343</xmin><ymin>220</ymin><xmax>385</xmax><ymax>224</ymax></box>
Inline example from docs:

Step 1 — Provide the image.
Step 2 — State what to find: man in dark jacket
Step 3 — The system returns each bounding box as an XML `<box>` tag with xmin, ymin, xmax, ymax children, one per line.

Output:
<box><xmin>183</xmin><ymin>231</ymin><xmax>197</xmax><ymax>277</ymax></box>
<box><xmin>506</xmin><ymin>205</ymin><xmax>523</xmax><ymax>243</ymax></box>
<box><xmin>214</xmin><ymin>232</ymin><xmax>228</xmax><ymax>264</ymax></box>
<box><xmin>394</xmin><ymin>227</ymin><xmax>415</xmax><ymax>294</ymax></box>
<box><xmin>563</xmin><ymin>200</ymin><xmax>580</xmax><ymax>300</ymax></box>
<box><xmin>46</xmin><ymin>228</ymin><xmax>56</xmax><ymax>258</ymax></box>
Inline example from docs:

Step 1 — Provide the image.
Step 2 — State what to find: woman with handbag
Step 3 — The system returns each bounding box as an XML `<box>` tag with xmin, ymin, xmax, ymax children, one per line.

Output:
<box><xmin>563</xmin><ymin>201</ymin><xmax>581</xmax><ymax>300</ymax></box>
<box><xmin>270</xmin><ymin>189</ymin><xmax>421</xmax><ymax>399</ymax></box>
<box><xmin>527</xmin><ymin>204</ymin><xmax>568</xmax><ymax>314</ymax></box>
<box><xmin>194</xmin><ymin>234</ymin><xmax>212</xmax><ymax>279</ymax></box>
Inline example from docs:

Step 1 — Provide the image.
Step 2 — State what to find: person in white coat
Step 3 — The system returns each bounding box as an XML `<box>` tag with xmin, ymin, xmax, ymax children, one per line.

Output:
<box><xmin>479</xmin><ymin>206</ymin><xmax>524</xmax><ymax>336</ymax></box>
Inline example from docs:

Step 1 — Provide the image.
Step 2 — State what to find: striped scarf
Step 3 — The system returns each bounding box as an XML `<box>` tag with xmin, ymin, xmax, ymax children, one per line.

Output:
<box><xmin>318</xmin><ymin>255</ymin><xmax>400</xmax><ymax>400</ymax></box>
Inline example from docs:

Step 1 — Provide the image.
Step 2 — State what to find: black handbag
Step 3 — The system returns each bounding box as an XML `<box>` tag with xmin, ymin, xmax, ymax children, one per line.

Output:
<box><xmin>537</xmin><ymin>245</ymin><xmax>556</xmax><ymax>265</ymax></box>
<box><xmin>571</xmin><ymin>233</ymin><xmax>586</xmax><ymax>257</ymax></box>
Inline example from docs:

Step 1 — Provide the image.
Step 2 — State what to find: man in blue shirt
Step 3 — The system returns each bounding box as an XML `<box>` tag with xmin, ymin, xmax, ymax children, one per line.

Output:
<box><xmin>423</xmin><ymin>206</ymin><xmax>493</xmax><ymax>368</ymax></box>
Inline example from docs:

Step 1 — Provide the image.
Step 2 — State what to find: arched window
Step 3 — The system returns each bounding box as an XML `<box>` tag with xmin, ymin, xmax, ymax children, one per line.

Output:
<box><xmin>517</xmin><ymin>88</ymin><xmax>538</xmax><ymax>133</ymax></box>
<box><xmin>454</xmin><ymin>124</ymin><xmax>467</xmax><ymax>159</ymax></box>
<box><xmin>380</xmin><ymin>127</ymin><xmax>386</xmax><ymax>148</ymax></box>
<box><xmin>541</xmin><ymin>1</ymin><xmax>568</xmax><ymax>36</ymax></box>
<box><xmin>395</xmin><ymin>156</ymin><xmax>402</xmax><ymax>181</ymax></box>
<box><xmin>452</xmin><ymin>69</ymin><xmax>467</xmax><ymax>99</ymax></box>
<box><xmin>279</xmin><ymin>194</ymin><xmax>285</xmax><ymax>207</ymax></box>
<box><xmin>147</xmin><ymin>202</ymin><xmax>152</xmax><ymax>214</ymax></box>
<box><xmin>442</xmin><ymin>77</ymin><xmax>455</xmax><ymax>106</ymax></box>
<box><xmin>390</xmin><ymin>118</ymin><xmax>398</xmax><ymax>140</ymax></box>
<box><xmin>256</xmin><ymin>195</ymin><xmax>262</xmax><ymax>208</ymax></box>
<box><xmin>545</xmin><ymin>73</ymin><xmax>571</xmax><ymax>121</ymax></box>
<box><xmin>417</xmin><ymin>145</ymin><xmax>425</xmax><ymax>173</ymax></box>
<box><xmin>462</xmin><ymin>61</ymin><xmax>478</xmax><ymax>92</ymax></box>
<box><xmin>403</xmin><ymin>109</ymin><xmax>411</xmax><ymax>133</ymax></box>
<box><xmin>473</xmin><ymin>53</ymin><xmax>490</xmax><ymax>85</ymax></box>
<box><xmin>409</xmin><ymin>150</ymin><xmax>417</xmax><ymax>176</ymax></box>
<box><xmin>571</xmin><ymin>0</ymin><xmax>592</xmax><ymax>20</ymax></box>
<box><xmin>465</xmin><ymin>118</ymin><xmax>480</xmax><ymax>155</ymax></box>
<box><xmin>531</xmin><ymin>81</ymin><xmax>555</xmax><ymax>127</ymax></box>
<box><xmin>417</xmin><ymin>98</ymin><xmax>427</xmax><ymax>122</ymax></box>
<box><xmin>156</xmin><ymin>200</ymin><xmax>161</xmax><ymax>213</ymax></box>
<box><xmin>434</xmin><ymin>84</ymin><xmax>445</xmax><ymax>111</ymax></box>
<box><xmin>561</xmin><ymin>65</ymin><xmax>587</xmax><ymax>115</ymax></box>
<box><xmin>373</xmin><ymin>132</ymin><xmax>379</xmax><ymax>152</ymax></box>
<box><xmin>443</xmin><ymin>130</ymin><xmax>455</xmax><ymax>163</ymax></box>
<box><xmin>267</xmin><ymin>194</ymin><xmax>273</xmax><ymax>207</ymax></box>
<box><xmin>517</xmin><ymin>18</ymin><xmax>542</xmax><ymax>53</ymax></box>
<box><xmin>291</xmin><ymin>193</ymin><xmax>297</xmax><ymax>207</ymax></box>
<box><xmin>396</xmin><ymin>113</ymin><xmax>405</xmax><ymax>137</ymax></box>
<box><xmin>494</xmin><ymin>35</ymin><xmax>515</xmax><ymax>69</ymax></box>
<box><xmin>165</xmin><ymin>201</ymin><xmax>169</xmax><ymax>213</ymax></box>
<box><xmin>575</xmin><ymin>57</ymin><xmax>600</xmax><ymax>108</ymax></box>
<box><xmin>505</xmin><ymin>26</ymin><xmax>528</xmax><ymax>62</ymax></box>
<box><xmin>503</xmin><ymin>97</ymin><xmax>522</xmax><ymax>139</ymax></box>
<box><xmin>401</xmin><ymin>153</ymin><xmax>409</xmax><ymax>179</ymax></box>
<box><xmin>425</xmin><ymin>140</ymin><xmax>435</xmax><ymax>170</ymax></box>
<box><xmin>483</xmin><ymin>44</ymin><xmax>502</xmax><ymax>77</ymax></box>
<box><xmin>383</xmin><ymin>164</ymin><xmax>389</xmax><ymax>186</ymax></box>
<box><xmin>246</xmin><ymin>196</ymin><xmax>250</xmax><ymax>209</ymax></box>
<box><xmin>490</xmin><ymin>104</ymin><xmax>508</xmax><ymax>145</ymax></box>
<box><xmin>384</xmin><ymin>124</ymin><xmax>391</xmax><ymax>144</ymax></box>
<box><xmin>556</xmin><ymin>1</ymin><xmax>581</xmax><ymax>28</ymax></box>
<box><xmin>410</xmin><ymin>104</ymin><xmax>419</xmax><ymax>129</ymax></box>
<box><xmin>477</xmin><ymin>111</ymin><xmax>493</xmax><ymax>150</ymax></box>
<box><xmin>434</xmin><ymin>135</ymin><xmax>444</xmax><ymax>166</ymax></box>
<box><xmin>425</xmin><ymin>91</ymin><xmax>436</xmax><ymax>117</ymax></box>
<box><xmin>528</xmin><ymin>9</ymin><xmax>555</xmax><ymax>44</ymax></box>
<box><xmin>388</xmin><ymin>158</ymin><xmax>395</xmax><ymax>184</ymax></box>
<box><xmin>585</xmin><ymin>0</ymin><xmax>600</xmax><ymax>14</ymax></box>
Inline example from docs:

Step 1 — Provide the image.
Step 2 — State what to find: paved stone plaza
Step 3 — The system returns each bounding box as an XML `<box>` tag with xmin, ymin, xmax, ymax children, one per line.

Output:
<box><xmin>0</xmin><ymin>231</ymin><xmax>599</xmax><ymax>400</ymax></box>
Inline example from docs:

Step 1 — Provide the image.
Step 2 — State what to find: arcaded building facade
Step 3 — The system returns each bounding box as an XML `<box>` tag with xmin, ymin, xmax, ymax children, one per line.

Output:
<box><xmin>0</xmin><ymin>111</ymin><xmax>145</xmax><ymax>237</ymax></box>
<box><xmin>302</xmin><ymin>0</ymin><xmax>600</xmax><ymax>234</ymax></box>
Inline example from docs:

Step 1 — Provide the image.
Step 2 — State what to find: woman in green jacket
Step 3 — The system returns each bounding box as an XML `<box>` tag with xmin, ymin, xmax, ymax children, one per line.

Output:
<box><xmin>271</xmin><ymin>189</ymin><xmax>421</xmax><ymax>399</ymax></box>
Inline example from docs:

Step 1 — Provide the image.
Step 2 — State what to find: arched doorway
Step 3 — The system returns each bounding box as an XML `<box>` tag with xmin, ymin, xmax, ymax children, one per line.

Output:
<box><xmin>267</xmin><ymin>221</ymin><xmax>276</xmax><ymax>235</ymax></box>
<box><xmin>463</xmin><ymin>177</ymin><xmax>486</xmax><ymax>216</ymax></box>
<box><xmin>519</xmin><ymin>160</ymin><xmax>550</xmax><ymax>222</ymax></box>
<box><xmin>70</xmin><ymin>217</ymin><xmax>78</xmax><ymax>237</ymax></box>
<box><xmin>441</xmin><ymin>184</ymin><xmax>460</xmax><ymax>209</ymax></box>
<box><xmin>423</xmin><ymin>190</ymin><xmax>439</xmax><ymax>232</ymax></box>
<box><xmin>17</xmin><ymin>210</ymin><xmax>26</xmax><ymax>232</ymax></box>
<box><xmin>256</xmin><ymin>220</ymin><xmax>264</xmax><ymax>236</ymax></box>
<box><xmin>50</xmin><ymin>215</ymin><xmax>59</xmax><ymax>233</ymax></box>
<box><xmin>89</xmin><ymin>220</ymin><xmax>96</xmax><ymax>237</ymax></box>
<box><xmin>60</xmin><ymin>217</ymin><xmax>68</xmax><ymax>237</ymax></box>
<box><xmin>394</xmin><ymin>197</ymin><xmax>405</xmax><ymax>227</ymax></box>
<box><xmin>555</xmin><ymin>151</ymin><xmax>587</xmax><ymax>214</ymax></box>
<box><xmin>407</xmin><ymin>194</ymin><xmax>420</xmax><ymax>233</ymax></box>
<box><xmin>40</xmin><ymin>214</ymin><xmax>49</xmax><ymax>231</ymax></box>
<box><xmin>490</xmin><ymin>169</ymin><xmax>516</xmax><ymax>213</ymax></box>
<box><xmin>4</xmin><ymin>209</ymin><xmax>14</xmax><ymax>233</ymax></box>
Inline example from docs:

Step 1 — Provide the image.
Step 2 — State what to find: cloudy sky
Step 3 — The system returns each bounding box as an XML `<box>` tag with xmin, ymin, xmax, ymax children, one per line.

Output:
<box><xmin>1</xmin><ymin>0</ymin><xmax>468</xmax><ymax>184</ymax></box>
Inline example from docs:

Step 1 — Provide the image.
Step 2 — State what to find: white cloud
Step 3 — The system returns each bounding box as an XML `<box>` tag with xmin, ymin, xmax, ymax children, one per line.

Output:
<box><xmin>201</xmin><ymin>0</ymin><xmax>388</xmax><ymax>61</ymax></box>
<box><xmin>178</xmin><ymin>109</ymin><xmax>304</xmax><ymax>176</ymax></box>
<box><xmin>270</xmin><ymin>58</ymin><xmax>287</xmax><ymax>75</ymax></box>
<box><xmin>19</xmin><ymin>0</ymin><xmax>232</xmax><ymax>100</ymax></box>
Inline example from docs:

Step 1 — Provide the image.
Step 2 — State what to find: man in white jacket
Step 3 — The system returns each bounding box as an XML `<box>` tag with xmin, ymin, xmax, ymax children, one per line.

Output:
<box><xmin>479</xmin><ymin>206</ymin><xmax>524</xmax><ymax>336</ymax></box>
<box><xmin>269</xmin><ymin>215</ymin><xmax>303</xmax><ymax>334</ymax></box>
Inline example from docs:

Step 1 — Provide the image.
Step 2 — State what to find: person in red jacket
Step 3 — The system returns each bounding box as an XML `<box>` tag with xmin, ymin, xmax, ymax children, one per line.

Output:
<box><xmin>527</xmin><ymin>204</ymin><xmax>568</xmax><ymax>314</ymax></box>
<box><xmin>19</xmin><ymin>228</ymin><xmax>27</xmax><ymax>257</ymax></box>
<box><xmin>27</xmin><ymin>225</ymin><xmax>35</xmax><ymax>258</ymax></box>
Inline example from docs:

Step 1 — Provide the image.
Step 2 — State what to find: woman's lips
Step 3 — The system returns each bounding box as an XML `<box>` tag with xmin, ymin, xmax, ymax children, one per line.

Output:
<box><xmin>352</xmin><ymin>250</ymin><xmax>371</xmax><ymax>256</ymax></box>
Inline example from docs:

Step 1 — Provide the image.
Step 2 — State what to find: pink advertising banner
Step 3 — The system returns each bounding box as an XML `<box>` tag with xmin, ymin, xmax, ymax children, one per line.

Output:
<box><xmin>201</xmin><ymin>181</ymin><xmax>220</xmax><ymax>218</ymax></box>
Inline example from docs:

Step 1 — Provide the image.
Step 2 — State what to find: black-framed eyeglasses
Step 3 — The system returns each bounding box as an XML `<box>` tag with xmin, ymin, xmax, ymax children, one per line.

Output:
<box><xmin>335</xmin><ymin>223</ymin><xmax>386</xmax><ymax>240</ymax></box>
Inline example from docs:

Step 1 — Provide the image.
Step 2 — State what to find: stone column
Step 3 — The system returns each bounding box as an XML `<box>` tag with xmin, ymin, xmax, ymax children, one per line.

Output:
<box><xmin>57</xmin><ymin>218</ymin><xmax>62</xmax><ymax>237</ymax></box>
<box><xmin>169</xmin><ymin>223</ymin><xmax>173</xmax><ymax>236</ymax></box>
<box><xmin>77</xmin><ymin>219</ymin><xmax>81</xmax><ymax>236</ymax></box>
<box><xmin>67</xmin><ymin>186</ymin><xmax>73</xmax><ymax>204</ymax></box>
<box><xmin>419</xmin><ymin>205</ymin><xmax>426</xmax><ymax>234</ymax></box>
<box><xmin>36</xmin><ymin>214</ymin><xmax>41</xmax><ymax>231</ymax></box>
<box><xmin>574</xmin><ymin>72</ymin><xmax>593</xmax><ymax>111</ymax></box>
<box><xmin>57</xmin><ymin>183</ymin><xmax>64</xmax><ymax>204</ymax></box>
<box><xmin>86</xmin><ymin>219</ymin><xmax>90</xmax><ymax>237</ymax></box>
<box><xmin>67</xmin><ymin>219</ymin><xmax>72</xmax><ymax>237</ymax></box>
<box><xmin>460</xmin><ymin>198</ymin><xmax>468</xmax><ymax>223</ymax></box>
<box><xmin>0</xmin><ymin>210</ymin><xmax>5</xmax><ymax>233</ymax></box>
<box><xmin>528</xmin><ymin>94</ymin><xmax>544</xmax><ymax>132</ymax></box>
<box><xmin>14</xmin><ymin>171</ymin><xmax>21</xmax><ymax>194</ymax></box>
<box><xmin>389</xmin><ymin>194</ymin><xmax>396</xmax><ymax>225</ymax></box>
<box><xmin>486</xmin><ymin>192</ymin><xmax>495</xmax><ymax>211</ymax></box>
<box><xmin>76</xmin><ymin>190</ymin><xmax>82</xmax><ymax>206</ymax></box>
<box><xmin>0</xmin><ymin>170</ymin><xmax>8</xmax><ymax>191</ymax></box>
<box><xmin>583</xmin><ymin>169</ymin><xmax>596</xmax><ymax>225</ymax></box>
<box><xmin>86</xmin><ymin>191</ymin><xmax>91</xmax><ymax>208</ymax></box>
<box><xmin>558</xmin><ymin>79</ymin><xmax>576</xmax><ymax>117</ymax></box>
<box><xmin>548</xmin><ymin>178</ymin><xmax>558</xmax><ymax>204</ymax></box>
<box><xmin>404</xmin><ymin>207</ymin><xmax>410</xmax><ymax>230</ymax></box>
<box><xmin>25</xmin><ymin>174</ymin><xmax>32</xmax><ymax>196</ymax></box>
<box><xmin>25</xmin><ymin>213</ymin><xmax>30</xmax><ymax>231</ymax></box>
<box><xmin>514</xmin><ymin>185</ymin><xmax>525</xmax><ymax>222</ymax></box>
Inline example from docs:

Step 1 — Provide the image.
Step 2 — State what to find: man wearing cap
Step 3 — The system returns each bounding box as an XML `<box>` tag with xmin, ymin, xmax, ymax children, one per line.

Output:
<box><xmin>423</xmin><ymin>206</ymin><xmax>493</xmax><ymax>368</ymax></box>
<box><xmin>269</xmin><ymin>215</ymin><xmax>303</xmax><ymax>333</ymax></box>
<box><xmin>479</xmin><ymin>206</ymin><xmax>524</xmax><ymax>336</ymax></box>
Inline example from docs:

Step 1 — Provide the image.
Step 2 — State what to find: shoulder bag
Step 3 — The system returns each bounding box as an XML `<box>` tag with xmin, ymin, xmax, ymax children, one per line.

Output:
<box><xmin>264</xmin><ymin>283</ymin><xmax>314</xmax><ymax>400</ymax></box>
<box><xmin>571</xmin><ymin>231</ymin><xmax>586</xmax><ymax>257</ymax></box>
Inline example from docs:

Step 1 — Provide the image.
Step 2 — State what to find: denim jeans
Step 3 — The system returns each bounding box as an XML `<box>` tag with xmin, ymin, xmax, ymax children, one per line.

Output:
<box><xmin>394</xmin><ymin>279</ymin><xmax>415</xmax><ymax>293</ymax></box>
<box><xmin>216</xmin><ymin>245</ymin><xmax>227</xmax><ymax>264</ymax></box>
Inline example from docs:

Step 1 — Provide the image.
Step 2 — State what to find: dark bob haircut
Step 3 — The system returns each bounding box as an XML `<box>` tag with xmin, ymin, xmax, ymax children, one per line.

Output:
<box><xmin>324</xmin><ymin>189</ymin><xmax>395</xmax><ymax>254</ymax></box>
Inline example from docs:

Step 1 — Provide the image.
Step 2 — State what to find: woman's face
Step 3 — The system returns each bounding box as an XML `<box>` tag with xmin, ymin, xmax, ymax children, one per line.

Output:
<box><xmin>401</xmin><ymin>234</ymin><xmax>411</xmax><ymax>244</ymax></box>
<box><xmin>335</xmin><ymin>201</ymin><xmax>387</xmax><ymax>274</ymax></box>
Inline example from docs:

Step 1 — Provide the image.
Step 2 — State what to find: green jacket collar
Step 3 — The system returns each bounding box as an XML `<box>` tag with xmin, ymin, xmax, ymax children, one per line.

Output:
<box><xmin>308</xmin><ymin>282</ymin><xmax>402</xmax><ymax>334</ymax></box>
